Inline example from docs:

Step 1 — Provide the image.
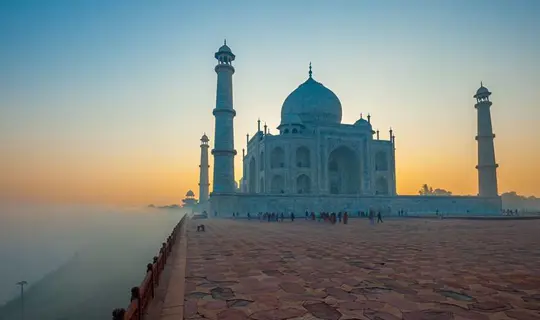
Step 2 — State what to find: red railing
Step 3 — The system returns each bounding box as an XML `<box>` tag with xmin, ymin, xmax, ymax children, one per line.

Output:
<box><xmin>112</xmin><ymin>215</ymin><xmax>187</xmax><ymax>320</ymax></box>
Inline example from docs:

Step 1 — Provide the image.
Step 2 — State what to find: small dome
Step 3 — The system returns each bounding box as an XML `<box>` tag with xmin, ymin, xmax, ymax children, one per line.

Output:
<box><xmin>476</xmin><ymin>86</ymin><xmax>489</xmax><ymax>95</ymax></box>
<box><xmin>281</xmin><ymin>76</ymin><xmax>342</xmax><ymax>126</ymax></box>
<box><xmin>354</xmin><ymin>118</ymin><xmax>371</xmax><ymax>127</ymax></box>
<box><xmin>186</xmin><ymin>190</ymin><xmax>195</xmax><ymax>197</ymax></box>
<box><xmin>474</xmin><ymin>83</ymin><xmax>491</xmax><ymax>98</ymax></box>
<box><xmin>218</xmin><ymin>44</ymin><xmax>231</xmax><ymax>53</ymax></box>
<box><xmin>201</xmin><ymin>134</ymin><xmax>209</xmax><ymax>142</ymax></box>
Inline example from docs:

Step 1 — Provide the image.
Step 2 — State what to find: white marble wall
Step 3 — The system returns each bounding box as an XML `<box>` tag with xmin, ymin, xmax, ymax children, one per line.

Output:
<box><xmin>210</xmin><ymin>193</ymin><xmax>502</xmax><ymax>216</ymax></box>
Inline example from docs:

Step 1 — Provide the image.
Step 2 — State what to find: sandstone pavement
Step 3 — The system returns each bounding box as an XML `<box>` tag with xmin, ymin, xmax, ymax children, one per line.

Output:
<box><xmin>183</xmin><ymin>218</ymin><xmax>540</xmax><ymax>320</ymax></box>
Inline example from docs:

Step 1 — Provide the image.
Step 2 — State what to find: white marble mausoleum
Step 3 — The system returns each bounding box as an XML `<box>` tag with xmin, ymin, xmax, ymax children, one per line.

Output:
<box><xmin>201</xmin><ymin>41</ymin><xmax>501</xmax><ymax>215</ymax></box>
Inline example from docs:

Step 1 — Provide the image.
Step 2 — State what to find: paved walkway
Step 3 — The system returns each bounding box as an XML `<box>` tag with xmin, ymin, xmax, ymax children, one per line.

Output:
<box><xmin>183</xmin><ymin>218</ymin><xmax>540</xmax><ymax>320</ymax></box>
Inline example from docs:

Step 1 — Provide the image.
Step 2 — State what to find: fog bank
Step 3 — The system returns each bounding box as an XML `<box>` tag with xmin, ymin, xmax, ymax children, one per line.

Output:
<box><xmin>0</xmin><ymin>203</ymin><xmax>185</xmax><ymax>319</ymax></box>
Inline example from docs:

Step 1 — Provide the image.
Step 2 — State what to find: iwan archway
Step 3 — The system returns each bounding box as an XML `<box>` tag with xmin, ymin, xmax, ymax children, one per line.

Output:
<box><xmin>328</xmin><ymin>146</ymin><xmax>360</xmax><ymax>194</ymax></box>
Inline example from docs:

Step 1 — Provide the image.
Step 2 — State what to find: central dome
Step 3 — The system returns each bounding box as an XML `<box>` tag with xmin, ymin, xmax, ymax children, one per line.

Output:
<box><xmin>281</xmin><ymin>75</ymin><xmax>342</xmax><ymax>126</ymax></box>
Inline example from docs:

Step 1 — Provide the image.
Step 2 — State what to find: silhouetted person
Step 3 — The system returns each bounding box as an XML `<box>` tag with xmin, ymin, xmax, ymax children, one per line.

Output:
<box><xmin>343</xmin><ymin>212</ymin><xmax>349</xmax><ymax>224</ymax></box>
<box><xmin>291</xmin><ymin>212</ymin><xmax>295</xmax><ymax>221</ymax></box>
<box><xmin>377</xmin><ymin>211</ymin><xmax>383</xmax><ymax>223</ymax></box>
<box><xmin>331</xmin><ymin>212</ymin><xmax>336</xmax><ymax>224</ymax></box>
<box><xmin>338</xmin><ymin>212</ymin><xmax>342</xmax><ymax>223</ymax></box>
<box><xmin>280</xmin><ymin>212</ymin><xmax>284</xmax><ymax>222</ymax></box>
<box><xmin>247</xmin><ymin>212</ymin><xmax>251</xmax><ymax>220</ymax></box>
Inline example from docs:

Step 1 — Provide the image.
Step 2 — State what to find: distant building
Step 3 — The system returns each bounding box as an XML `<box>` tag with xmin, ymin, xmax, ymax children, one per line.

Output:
<box><xmin>181</xmin><ymin>190</ymin><xmax>197</xmax><ymax>208</ymax></box>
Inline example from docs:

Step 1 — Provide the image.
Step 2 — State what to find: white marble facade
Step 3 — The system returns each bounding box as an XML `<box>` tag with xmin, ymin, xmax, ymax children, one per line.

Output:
<box><xmin>208</xmin><ymin>42</ymin><xmax>501</xmax><ymax>215</ymax></box>
<box><xmin>241</xmin><ymin>66</ymin><xmax>396</xmax><ymax>197</ymax></box>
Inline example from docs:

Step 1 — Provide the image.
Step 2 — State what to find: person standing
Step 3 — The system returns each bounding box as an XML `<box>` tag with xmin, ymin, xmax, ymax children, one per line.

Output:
<box><xmin>291</xmin><ymin>212</ymin><xmax>295</xmax><ymax>222</ymax></box>
<box><xmin>343</xmin><ymin>212</ymin><xmax>349</xmax><ymax>224</ymax></box>
<box><xmin>377</xmin><ymin>211</ymin><xmax>383</xmax><ymax>223</ymax></box>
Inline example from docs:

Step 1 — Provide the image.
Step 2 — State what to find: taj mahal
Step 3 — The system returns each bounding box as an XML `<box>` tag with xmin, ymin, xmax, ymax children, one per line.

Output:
<box><xmin>194</xmin><ymin>41</ymin><xmax>501</xmax><ymax>215</ymax></box>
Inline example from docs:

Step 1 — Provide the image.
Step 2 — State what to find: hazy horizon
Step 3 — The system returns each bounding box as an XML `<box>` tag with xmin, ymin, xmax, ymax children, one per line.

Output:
<box><xmin>0</xmin><ymin>203</ymin><xmax>186</xmax><ymax>319</ymax></box>
<box><xmin>2</xmin><ymin>1</ymin><xmax>539</xmax><ymax>206</ymax></box>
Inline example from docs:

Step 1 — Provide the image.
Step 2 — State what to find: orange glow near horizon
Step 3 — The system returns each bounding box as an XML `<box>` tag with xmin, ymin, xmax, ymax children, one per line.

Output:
<box><xmin>2</xmin><ymin>136</ymin><xmax>539</xmax><ymax>206</ymax></box>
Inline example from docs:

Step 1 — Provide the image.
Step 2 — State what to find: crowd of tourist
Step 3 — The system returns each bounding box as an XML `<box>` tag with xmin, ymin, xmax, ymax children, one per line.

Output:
<box><xmin>212</xmin><ymin>208</ymin><xmax>529</xmax><ymax>221</ymax></box>
<box><xmin>223</xmin><ymin>209</ymin><xmax>391</xmax><ymax>225</ymax></box>
<box><xmin>502</xmin><ymin>209</ymin><xmax>519</xmax><ymax>216</ymax></box>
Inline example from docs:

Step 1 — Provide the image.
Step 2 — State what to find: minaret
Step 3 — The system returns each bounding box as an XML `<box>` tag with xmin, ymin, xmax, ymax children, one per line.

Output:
<box><xmin>198</xmin><ymin>133</ymin><xmax>210</xmax><ymax>203</ymax></box>
<box><xmin>474</xmin><ymin>83</ymin><xmax>499</xmax><ymax>197</ymax></box>
<box><xmin>212</xmin><ymin>40</ymin><xmax>237</xmax><ymax>193</ymax></box>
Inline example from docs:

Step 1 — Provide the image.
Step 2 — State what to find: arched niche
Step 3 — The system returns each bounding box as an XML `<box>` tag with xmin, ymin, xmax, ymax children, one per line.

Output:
<box><xmin>328</xmin><ymin>146</ymin><xmax>360</xmax><ymax>194</ymax></box>
<box><xmin>271</xmin><ymin>147</ymin><xmax>285</xmax><ymax>168</ymax></box>
<box><xmin>296</xmin><ymin>146</ymin><xmax>311</xmax><ymax>168</ymax></box>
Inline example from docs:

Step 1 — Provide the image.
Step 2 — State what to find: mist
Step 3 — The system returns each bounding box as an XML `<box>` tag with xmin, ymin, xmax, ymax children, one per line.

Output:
<box><xmin>0</xmin><ymin>203</ymin><xmax>186</xmax><ymax>320</ymax></box>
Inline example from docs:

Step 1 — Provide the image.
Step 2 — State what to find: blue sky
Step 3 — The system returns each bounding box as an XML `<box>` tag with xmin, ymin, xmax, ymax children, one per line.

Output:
<box><xmin>1</xmin><ymin>0</ymin><xmax>539</xmax><ymax>204</ymax></box>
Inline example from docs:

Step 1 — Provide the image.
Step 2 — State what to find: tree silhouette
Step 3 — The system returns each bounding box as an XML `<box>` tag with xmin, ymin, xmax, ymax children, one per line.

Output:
<box><xmin>419</xmin><ymin>184</ymin><xmax>452</xmax><ymax>196</ymax></box>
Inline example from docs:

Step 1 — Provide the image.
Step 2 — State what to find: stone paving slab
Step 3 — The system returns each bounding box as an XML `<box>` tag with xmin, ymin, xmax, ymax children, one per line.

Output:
<box><xmin>183</xmin><ymin>218</ymin><xmax>540</xmax><ymax>320</ymax></box>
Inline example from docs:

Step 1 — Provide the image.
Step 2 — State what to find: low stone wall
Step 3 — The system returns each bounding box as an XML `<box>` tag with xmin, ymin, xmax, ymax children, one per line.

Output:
<box><xmin>209</xmin><ymin>193</ymin><xmax>502</xmax><ymax>216</ymax></box>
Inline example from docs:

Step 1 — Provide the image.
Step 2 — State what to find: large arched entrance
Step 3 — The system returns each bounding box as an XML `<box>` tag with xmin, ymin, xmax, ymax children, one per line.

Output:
<box><xmin>375</xmin><ymin>177</ymin><xmax>388</xmax><ymax>195</ymax></box>
<box><xmin>271</xmin><ymin>175</ymin><xmax>285</xmax><ymax>194</ymax></box>
<box><xmin>328</xmin><ymin>146</ymin><xmax>360</xmax><ymax>194</ymax></box>
<box><xmin>296</xmin><ymin>174</ymin><xmax>311</xmax><ymax>194</ymax></box>
<box><xmin>260</xmin><ymin>151</ymin><xmax>265</xmax><ymax>171</ymax></box>
<box><xmin>271</xmin><ymin>147</ymin><xmax>285</xmax><ymax>168</ymax></box>
<box><xmin>375</xmin><ymin>151</ymin><xmax>388</xmax><ymax>171</ymax></box>
<box><xmin>248</xmin><ymin>157</ymin><xmax>256</xmax><ymax>193</ymax></box>
<box><xmin>296</xmin><ymin>146</ymin><xmax>310</xmax><ymax>168</ymax></box>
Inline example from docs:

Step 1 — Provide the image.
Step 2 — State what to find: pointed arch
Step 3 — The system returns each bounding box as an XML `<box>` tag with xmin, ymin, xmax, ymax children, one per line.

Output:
<box><xmin>270</xmin><ymin>175</ymin><xmax>285</xmax><ymax>194</ymax></box>
<box><xmin>271</xmin><ymin>147</ymin><xmax>285</xmax><ymax>168</ymax></box>
<box><xmin>248</xmin><ymin>157</ymin><xmax>256</xmax><ymax>193</ymax></box>
<box><xmin>375</xmin><ymin>177</ymin><xmax>389</xmax><ymax>195</ymax></box>
<box><xmin>375</xmin><ymin>151</ymin><xmax>388</xmax><ymax>171</ymax></box>
<box><xmin>260</xmin><ymin>177</ymin><xmax>265</xmax><ymax>193</ymax></box>
<box><xmin>328</xmin><ymin>146</ymin><xmax>360</xmax><ymax>194</ymax></box>
<box><xmin>296</xmin><ymin>146</ymin><xmax>311</xmax><ymax>168</ymax></box>
<box><xmin>296</xmin><ymin>174</ymin><xmax>311</xmax><ymax>194</ymax></box>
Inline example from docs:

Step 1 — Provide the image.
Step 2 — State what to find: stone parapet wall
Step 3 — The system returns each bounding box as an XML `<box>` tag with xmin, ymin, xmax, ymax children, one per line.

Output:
<box><xmin>210</xmin><ymin>193</ymin><xmax>501</xmax><ymax>216</ymax></box>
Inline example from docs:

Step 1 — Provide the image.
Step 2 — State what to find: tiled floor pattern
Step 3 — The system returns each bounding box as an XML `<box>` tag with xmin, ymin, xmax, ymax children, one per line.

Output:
<box><xmin>183</xmin><ymin>218</ymin><xmax>540</xmax><ymax>320</ymax></box>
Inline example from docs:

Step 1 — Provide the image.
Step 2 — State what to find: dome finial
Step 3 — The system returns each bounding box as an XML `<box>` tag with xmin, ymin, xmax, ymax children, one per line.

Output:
<box><xmin>360</xmin><ymin>113</ymin><xmax>363</xmax><ymax>119</ymax></box>
<box><xmin>308</xmin><ymin>62</ymin><xmax>312</xmax><ymax>78</ymax></box>
<box><xmin>224</xmin><ymin>39</ymin><xmax>227</xmax><ymax>45</ymax></box>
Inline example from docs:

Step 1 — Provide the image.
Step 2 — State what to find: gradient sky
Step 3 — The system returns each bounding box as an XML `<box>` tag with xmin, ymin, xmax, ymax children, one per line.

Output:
<box><xmin>1</xmin><ymin>0</ymin><xmax>539</xmax><ymax>206</ymax></box>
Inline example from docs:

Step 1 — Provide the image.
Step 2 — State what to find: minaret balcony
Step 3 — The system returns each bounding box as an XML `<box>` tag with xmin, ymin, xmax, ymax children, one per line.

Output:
<box><xmin>212</xmin><ymin>149</ymin><xmax>237</xmax><ymax>156</ymax></box>
<box><xmin>214</xmin><ymin>64</ymin><xmax>235</xmax><ymax>73</ymax></box>
<box><xmin>476</xmin><ymin>163</ymin><xmax>499</xmax><ymax>169</ymax></box>
<box><xmin>475</xmin><ymin>134</ymin><xmax>496</xmax><ymax>140</ymax></box>
<box><xmin>213</xmin><ymin>108</ymin><xmax>236</xmax><ymax>116</ymax></box>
